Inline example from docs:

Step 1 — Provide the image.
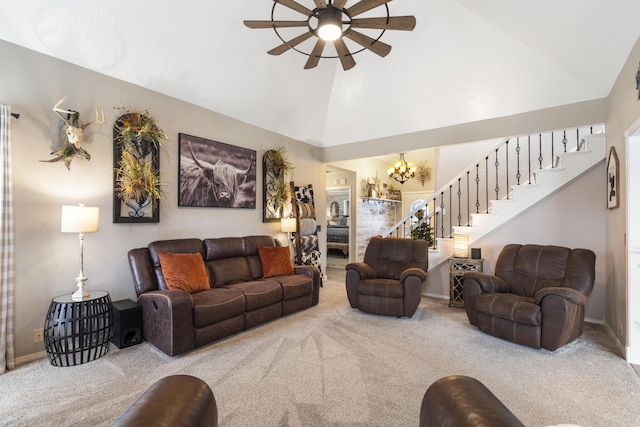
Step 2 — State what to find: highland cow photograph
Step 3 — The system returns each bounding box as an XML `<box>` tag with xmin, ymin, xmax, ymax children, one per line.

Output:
<box><xmin>178</xmin><ymin>133</ymin><xmax>256</xmax><ymax>208</ymax></box>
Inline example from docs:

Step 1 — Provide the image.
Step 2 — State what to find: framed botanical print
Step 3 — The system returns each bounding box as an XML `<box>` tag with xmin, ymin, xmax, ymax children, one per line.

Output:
<box><xmin>607</xmin><ymin>146</ymin><xmax>619</xmax><ymax>209</ymax></box>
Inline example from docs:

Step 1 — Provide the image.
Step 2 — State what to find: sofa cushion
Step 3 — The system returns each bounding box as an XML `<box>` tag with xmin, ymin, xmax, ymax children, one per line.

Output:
<box><xmin>258</xmin><ymin>246</ymin><xmax>294</xmax><ymax>278</ymax></box>
<box><xmin>158</xmin><ymin>252</ymin><xmax>210</xmax><ymax>294</ymax></box>
<box><xmin>191</xmin><ymin>288</ymin><xmax>245</xmax><ymax>328</ymax></box>
<box><xmin>224</xmin><ymin>280</ymin><xmax>282</xmax><ymax>311</ymax></box>
<box><xmin>271</xmin><ymin>274</ymin><xmax>313</xmax><ymax>301</ymax></box>
<box><xmin>475</xmin><ymin>293</ymin><xmax>540</xmax><ymax>326</ymax></box>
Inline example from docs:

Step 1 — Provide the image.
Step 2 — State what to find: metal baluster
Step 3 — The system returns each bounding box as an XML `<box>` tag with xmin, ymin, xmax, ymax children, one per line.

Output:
<box><xmin>494</xmin><ymin>148</ymin><xmax>500</xmax><ymax>201</ymax></box>
<box><xmin>457</xmin><ymin>178</ymin><xmax>462</xmax><ymax>227</ymax></box>
<box><xmin>516</xmin><ymin>137</ymin><xmax>521</xmax><ymax>185</ymax></box>
<box><xmin>439</xmin><ymin>191</ymin><xmax>445</xmax><ymax>239</ymax></box>
<box><xmin>485</xmin><ymin>156</ymin><xmax>489</xmax><ymax>212</ymax></box>
<box><xmin>528</xmin><ymin>135</ymin><xmax>532</xmax><ymax>184</ymax></box>
<box><xmin>562</xmin><ymin>130</ymin><xmax>568</xmax><ymax>153</ymax></box>
<box><xmin>475</xmin><ymin>163</ymin><xmax>480</xmax><ymax>214</ymax></box>
<box><xmin>538</xmin><ymin>134</ymin><xmax>543</xmax><ymax>169</ymax></box>
<box><xmin>449</xmin><ymin>185</ymin><xmax>453</xmax><ymax>237</ymax></box>
<box><xmin>505</xmin><ymin>140</ymin><xmax>509</xmax><ymax>199</ymax></box>
<box><xmin>576</xmin><ymin>128</ymin><xmax>580</xmax><ymax>151</ymax></box>
<box><xmin>466</xmin><ymin>171</ymin><xmax>470</xmax><ymax>225</ymax></box>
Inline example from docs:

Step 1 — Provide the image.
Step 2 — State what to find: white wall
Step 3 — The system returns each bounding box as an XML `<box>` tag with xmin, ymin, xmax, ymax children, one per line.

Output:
<box><xmin>2</xmin><ymin>40</ymin><xmax>324</xmax><ymax>359</ymax></box>
<box><xmin>605</xmin><ymin>37</ymin><xmax>640</xmax><ymax>346</ymax></box>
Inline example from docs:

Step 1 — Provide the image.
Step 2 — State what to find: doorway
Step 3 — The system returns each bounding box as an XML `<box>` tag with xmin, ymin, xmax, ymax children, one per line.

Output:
<box><xmin>326</xmin><ymin>187</ymin><xmax>350</xmax><ymax>269</ymax></box>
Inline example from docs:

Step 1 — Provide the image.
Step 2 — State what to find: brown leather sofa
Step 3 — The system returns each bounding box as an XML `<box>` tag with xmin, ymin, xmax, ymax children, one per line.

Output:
<box><xmin>463</xmin><ymin>244</ymin><xmax>596</xmax><ymax>351</ymax></box>
<box><xmin>113</xmin><ymin>375</ymin><xmax>218</xmax><ymax>427</ymax></box>
<box><xmin>128</xmin><ymin>235</ymin><xmax>320</xmax><ymax>356</ymax></box>
<box><xmin>420</xmin><ymin>375</ymin><xmax>524</xmax><ymax>427</ymax></box>
<box><xmin>345</xmin><ymin>237</ymin><xmax>428</xmax><ymax>317</ymax></box>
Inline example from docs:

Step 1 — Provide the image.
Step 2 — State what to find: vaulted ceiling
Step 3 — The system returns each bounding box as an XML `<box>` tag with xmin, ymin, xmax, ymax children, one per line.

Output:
<box><xmin>1</xmin><ymin>1</ymin><xmax>639</xmax><ymax>152</ymax></box>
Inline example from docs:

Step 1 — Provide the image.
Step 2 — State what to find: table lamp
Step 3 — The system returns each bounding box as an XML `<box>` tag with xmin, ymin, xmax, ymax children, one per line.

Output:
<box><xmin>453</xmin><ymin>232</ymin><xmax>470</xmax><ymax>258</ymax></box>
<box><xmin>61</xmin><ymin>203</ymin><xmax>99</xmax><ymax>301</ymax></box>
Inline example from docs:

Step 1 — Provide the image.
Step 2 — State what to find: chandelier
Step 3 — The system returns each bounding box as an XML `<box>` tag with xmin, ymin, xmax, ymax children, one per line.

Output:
<box><xmin>388</xmin><ymin>153</ymin><xmax>416</xmax><ymax>184</ymax></box>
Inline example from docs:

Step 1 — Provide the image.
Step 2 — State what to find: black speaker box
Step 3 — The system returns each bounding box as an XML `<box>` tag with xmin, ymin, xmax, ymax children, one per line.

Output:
<box><xmin>471</xmin><ymin>248</ymin><xmax>482</xmax><ymax>259</ymax></box>
<box><xmin>112</xmin><ymin>299</ymin><xmax>143</xmax><ymax>348</ymax></box>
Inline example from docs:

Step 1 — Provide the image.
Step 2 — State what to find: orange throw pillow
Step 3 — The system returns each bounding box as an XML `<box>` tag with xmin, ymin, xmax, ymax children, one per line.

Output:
<box><xmin>158</xmin><ymin>252</ymin><xmax>210</xmax><ymax>293</ymax></box>
<box><xmin>258</xmin><ymin>246</ymin><xmax>295</xmax><ymax>278</ymax></box>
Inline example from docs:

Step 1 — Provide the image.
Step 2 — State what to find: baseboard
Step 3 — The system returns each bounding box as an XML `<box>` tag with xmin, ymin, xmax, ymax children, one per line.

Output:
<box><xmin>14</xmin><ymin>351</ymin><xmax>47</xmax><ymax>367</ymax></box>
<box><xmin>602</xmin><ymin>321</ymin><xmax>626</xmax><ymax>359</ymax></box>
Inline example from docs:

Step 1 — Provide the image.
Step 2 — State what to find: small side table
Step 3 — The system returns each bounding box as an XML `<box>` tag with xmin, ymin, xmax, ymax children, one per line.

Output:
<box><xmin>449</xmin><ymin>257</ymin><xmax>484</xmax><ymax>308</ymax></box>
<box><xmin>44</xmin><ymin>290</ymin><xmax>113</xmax><ymax>367</ymax></box>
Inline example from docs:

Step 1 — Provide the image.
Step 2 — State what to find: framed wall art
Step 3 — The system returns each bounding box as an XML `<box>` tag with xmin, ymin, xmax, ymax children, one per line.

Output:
<box><xmin>262</xmin><ymin>146</ymin><xmax>295</xmax><ymax>222</ymax></box>
<box><xmin>178</xmin><ymin>133</ymin><xmax>256</xmax><ymax>208</ymax></box>
<box><xmin>607</xmin><ymin>146</ymin><xmax>619</xmax><ymax>209</ymax></box>
<box><xmin>113</xmin><ymin>111</ymin><xmax>166</xmax><ymax>223</ymax></box>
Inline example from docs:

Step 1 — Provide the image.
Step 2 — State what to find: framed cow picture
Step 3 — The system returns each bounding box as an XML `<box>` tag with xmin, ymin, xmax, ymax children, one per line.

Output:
<box><xmin>178</xmin><ymin>133</ymin><xmax>256</xmax><ymax>208</ymax></box>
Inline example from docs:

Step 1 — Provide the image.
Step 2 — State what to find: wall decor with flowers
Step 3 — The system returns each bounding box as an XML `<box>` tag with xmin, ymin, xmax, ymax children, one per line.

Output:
<box><xmin>262</xmin><ymin>145</ymin><xmax>295</xmax><ymax>222</ymax></box>
<box><xmin>113</xmin><ymin>109</ymin><xmax>167</xmax><ymax>223</ymax></box>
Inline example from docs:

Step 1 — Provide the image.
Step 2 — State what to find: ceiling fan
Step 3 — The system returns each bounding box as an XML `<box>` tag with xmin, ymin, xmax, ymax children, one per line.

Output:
<box><xmin>244</xmin><ymin>0</ymin><xmax>416</xmax><ymax>71</ymax></box>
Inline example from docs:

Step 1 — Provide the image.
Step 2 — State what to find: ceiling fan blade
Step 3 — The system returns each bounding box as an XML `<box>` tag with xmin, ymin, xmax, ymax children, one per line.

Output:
<box><xmin>346</xmin><ymin>0</ymin><xmax>390</xmax><ymax>18</ymax></box>
<box><xmin>344</xmin><ymin>29</ymin><xmax>391</xmax><ymax>57</ymax></box>
<box><xmin>244</xmin><ymin>20</ymin><xmax>309</xmax><ymax>29</ymax></box>
<box><xmin>304</xmin><ymin>39</ymin><xmax>327</xmax><ymax>69</ymax></box>
<box><xmin>268</xmin><ymin>31</ymin><xmax>314</xmax><ymax>55</ymax></box>
<box><xmin>333</xmin><ymin>38</ymin><xmax>356</xmax><ymax>71</ymax></box>
<box><xmin>333</xmin><ymin>0</ymin><xmax>348</xmax><ymax>9</ymax></box>
<box><xmin>313</xmin><ymin>0</ymin><xmax>328</xmax><ymax>8</ymax></box>
<box><xmin>276</xmin><ymin>0</ymin><xmax>313</xmax><ymax>16</ymax></box>
<box><xmin>350</xmin><ymin>16</ymin><xmax>417</xmax><ymax>31</ymax></box>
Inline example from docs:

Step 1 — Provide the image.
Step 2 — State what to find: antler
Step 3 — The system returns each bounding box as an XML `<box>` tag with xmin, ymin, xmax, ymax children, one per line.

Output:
<box><xmin>82</xmin><ymin>107</ymin><xmax>106</xmax><ymax>129</ymax></box>
<box><xmin>52</xmin><ymin>96</ymin><xmax>75</xmax><ymax>127</ymax></box>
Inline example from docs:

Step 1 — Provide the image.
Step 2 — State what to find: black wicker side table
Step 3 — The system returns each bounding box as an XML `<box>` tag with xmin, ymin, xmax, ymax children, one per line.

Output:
<box><xmin>44</xmin><ymin>291</ymin><xmax>113</xmax><ymax>367</ymax></box>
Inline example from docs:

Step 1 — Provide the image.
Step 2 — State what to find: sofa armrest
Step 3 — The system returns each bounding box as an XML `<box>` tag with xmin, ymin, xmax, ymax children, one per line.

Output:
<box><xmin>345</xmin><ymin>262</ymin><xmax>377</xmax><ymax>280</ymax></box>
<box><xmin>400</xmin><ymin>267</ymin><xmax>427</xmax><ymax>283</ymax></box>
<box><xmin>294</xmin><ymin>264</ymin><xmax>321</xmax><ymax>305</ymax></box>
<box><xmin>464</xmin><ymin>272</ymin><xmax>509</xmax><ymax>294</ymax></box>
<box><xmin>420</xmin><ymin>375</ymin><xmax>524</xmax><ymax>427</ymax></box>
<box><xmin>463</xmin><ymin>273</ymin><xmax>509</xmax><ymax>326</ymax></box>
<box><xmin>113</xmin><ymin>375</ymin><xmax>218</xmax><ymax>427</ymax></box>
<box><xmin>535</xmin><ymin>286</ymin><xmax>587</xmax><ymax>306</ymax></box>
<box><xmin>138</xmin><ymin>290</ymin><xmax>195</xmax><ymax>356</ymax></box>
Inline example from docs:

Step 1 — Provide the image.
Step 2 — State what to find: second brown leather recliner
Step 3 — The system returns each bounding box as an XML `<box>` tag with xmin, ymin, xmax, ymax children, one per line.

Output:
<box><xmin>463</xmin><ymin>243</ymin><xmax>596</xmax><ymax>351</ymax></box>
<box><xmin>345</xmin><ymin>237</ymin><xmax>428</xmax><ymax>317</ymax></box>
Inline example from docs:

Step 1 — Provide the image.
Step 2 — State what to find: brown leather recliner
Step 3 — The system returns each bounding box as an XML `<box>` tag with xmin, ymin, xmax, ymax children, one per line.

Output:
<box><xmin>345</xmin><ymin>237</ymin><xmax>428</xmax><ymax>317</ymax></box>
<box><xmin>463</xmin><ymin>244</ymin><xmax>596</xmax><ymax>351</ymax></box>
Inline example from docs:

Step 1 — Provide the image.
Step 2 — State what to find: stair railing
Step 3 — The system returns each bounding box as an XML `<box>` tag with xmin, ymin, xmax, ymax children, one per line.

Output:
<box><xmin>383</xmin><ymin>124</ymin><xmax>605</xmax><ymax>247</ymax></box>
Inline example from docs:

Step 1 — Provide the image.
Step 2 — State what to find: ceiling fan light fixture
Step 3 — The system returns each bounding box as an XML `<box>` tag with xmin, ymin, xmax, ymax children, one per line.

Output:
<box><xmin>317</xmin><ymin>8</ymin><xmax>343</xmax><ymax>41</ymax></box>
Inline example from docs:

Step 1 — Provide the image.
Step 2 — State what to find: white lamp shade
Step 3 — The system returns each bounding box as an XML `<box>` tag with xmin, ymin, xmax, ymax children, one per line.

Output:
<box><xmin>453</xmin><ymin>233</ymin><xmax>469</xmax><ymax>258</ymax></box>
<box><xmin>61</xmin><ymin>205</ymin><xmax>99</xmax><ymax>233</ymax></box>
<box><xmin>281</xmin><ymin>217</ymin><xmax>297</xmax><ymax>233</ymax></box>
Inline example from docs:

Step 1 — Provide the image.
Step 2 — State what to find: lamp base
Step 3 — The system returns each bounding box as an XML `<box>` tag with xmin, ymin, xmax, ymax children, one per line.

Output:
<box><xmin>71</xmin><ymin>274</ymin><xmax>90</xmax><ymax>301</ymax></box>
<box><xmin>71</xmin><ymin>289</ymin><xmax>90</xmax><ymax>301</ymax></box>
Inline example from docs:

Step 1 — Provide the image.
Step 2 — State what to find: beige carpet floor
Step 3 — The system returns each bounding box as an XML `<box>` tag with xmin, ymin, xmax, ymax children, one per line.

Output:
<box><xmin>1</xmin><ymin>268</ymin><xmax>640</xmax><ymax>426</ymax></box>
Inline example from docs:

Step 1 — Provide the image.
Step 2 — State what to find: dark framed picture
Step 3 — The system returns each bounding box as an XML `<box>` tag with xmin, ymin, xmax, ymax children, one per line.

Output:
<box><xmin>178</xmin><ymin>133</ymin><xmax>256</xmax><ymax>208</ymax></box>
<box><xmin>607</xmin><ymin>146</ymin><xmax>619</xmax><ymax>209</ymax></box>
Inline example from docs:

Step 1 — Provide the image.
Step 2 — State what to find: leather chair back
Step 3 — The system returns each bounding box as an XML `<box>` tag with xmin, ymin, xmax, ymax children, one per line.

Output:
<box><xmin>363</xmin><ymin>237</ymin><xmax>428</xmax><ymax>280</ymax></box>
<box><xmin>495</xmin><ymin>244</ymin><xmax>595</xmax><ymax>298</ymax></box>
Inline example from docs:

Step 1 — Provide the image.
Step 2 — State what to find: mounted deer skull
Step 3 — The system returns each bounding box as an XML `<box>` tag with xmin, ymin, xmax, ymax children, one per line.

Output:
<box><xmin>41</xmin><ymin>97</ymin><xmax>106</xmax><ymax>170</ymax></box>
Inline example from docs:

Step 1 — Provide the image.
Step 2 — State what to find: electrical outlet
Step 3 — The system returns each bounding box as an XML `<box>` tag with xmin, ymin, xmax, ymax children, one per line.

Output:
<box><xmin>33</xmin><ymin>328</ymin><xmax>44</xmax><ymax>343</ymax></box>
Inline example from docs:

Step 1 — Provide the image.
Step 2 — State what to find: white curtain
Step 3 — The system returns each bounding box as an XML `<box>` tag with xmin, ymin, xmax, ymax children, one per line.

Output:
<box><xmin>0</xmin><ymin>104</ymin><xmax>15</xmax><ymax>373</ymax></box>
